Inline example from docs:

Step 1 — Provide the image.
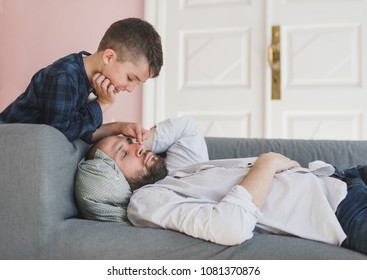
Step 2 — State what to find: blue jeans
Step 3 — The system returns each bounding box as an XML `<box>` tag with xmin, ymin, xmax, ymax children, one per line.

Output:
<box><xmin>332</xmin><ymin>166</ymin><xmax>367</xmax><ymax>255</ymax></box>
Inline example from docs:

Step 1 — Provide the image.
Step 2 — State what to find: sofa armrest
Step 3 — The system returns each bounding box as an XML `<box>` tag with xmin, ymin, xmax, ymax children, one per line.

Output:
<box><xmin>0</xmin><ymin>124</ymin><xmax>89</xmax><ymax>259</ymax></box>
<box><xmin>205</xmin><ymin>137</ymin><xmax>367</xmax><ymax>169</ymax></box>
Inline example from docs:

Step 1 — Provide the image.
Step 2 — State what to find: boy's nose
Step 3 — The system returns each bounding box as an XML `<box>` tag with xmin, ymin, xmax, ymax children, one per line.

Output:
<box><xmin>126</xmin><ymin>85</ymin><xmax>136</xmax><ymax>93</ymax></box>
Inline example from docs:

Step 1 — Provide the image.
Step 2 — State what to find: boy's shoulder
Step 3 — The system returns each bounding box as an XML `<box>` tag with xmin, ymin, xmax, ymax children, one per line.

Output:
<box><xmin>40</xmin><ymin>51</ymin><xmax>90</xmax><ymax>79</ymax></box>
<box><xmin>50</xmin><ymin>51</ymin><xmax>89</xmax><ymax>71</ymax></box>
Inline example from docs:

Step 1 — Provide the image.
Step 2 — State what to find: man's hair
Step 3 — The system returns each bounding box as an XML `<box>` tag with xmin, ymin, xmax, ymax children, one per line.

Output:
<box><xmin>98</xmin><ymin>17</ymin><xmax>163</xmax><ymax>78</ymax></box>
<box><xmin>86</xmin><ymin>143</ymin><xmax>99</xmax><ymax>161</ymax></box>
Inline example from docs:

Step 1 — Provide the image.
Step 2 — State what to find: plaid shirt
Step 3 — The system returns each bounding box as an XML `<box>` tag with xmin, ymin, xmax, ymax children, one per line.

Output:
<box><xmin>0</xmin><ymin>51</ymin><xmax>102</xmax><ymax>143</ymax></box>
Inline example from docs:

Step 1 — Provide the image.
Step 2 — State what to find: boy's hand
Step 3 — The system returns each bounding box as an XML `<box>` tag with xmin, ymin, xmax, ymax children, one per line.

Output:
<box><xmin>117</xmin><ymin>122</ymin><xmax>150</xmax><ymax>144</ymax></box>
<box><xmin>92</xmin><ymin>73</ymin><xmax>116</xmax><ymax>112</ymax></box>
<box><xmin>91</xmin><ymin>122</ymin><xmax>150</xmax><ymax>144</ymax></box>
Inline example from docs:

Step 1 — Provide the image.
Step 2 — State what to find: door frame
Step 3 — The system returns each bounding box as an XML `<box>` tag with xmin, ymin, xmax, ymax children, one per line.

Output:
<box><xmin>143</xmin><ymin>0</ymin><xmax>166</xmax><ymax>128</ymax></box>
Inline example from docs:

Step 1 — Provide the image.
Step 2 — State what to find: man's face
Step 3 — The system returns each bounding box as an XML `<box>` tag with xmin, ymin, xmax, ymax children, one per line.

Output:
<box><xmin>95</xmin><ymin>135</ymin><xmax>166</xmax><ymax>190</ymax></box>
<box><xmin>102</xmin><ymin>55</ymin><xmax>151</xmax><ymax>94</ymax></box>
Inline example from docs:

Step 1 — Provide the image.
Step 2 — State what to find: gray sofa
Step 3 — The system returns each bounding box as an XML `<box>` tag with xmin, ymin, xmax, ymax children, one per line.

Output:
<box><xmin>1</xmin><ymin>123</ymin><xmax>367</xmax><ymax>260</ymax></box>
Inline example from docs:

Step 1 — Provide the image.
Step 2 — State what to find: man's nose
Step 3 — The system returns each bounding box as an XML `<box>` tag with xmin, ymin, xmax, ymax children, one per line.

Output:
<box><xmin>133</xmin><ymin>143</ymin><xmax>145</xmax><ymax>157</ymax></box>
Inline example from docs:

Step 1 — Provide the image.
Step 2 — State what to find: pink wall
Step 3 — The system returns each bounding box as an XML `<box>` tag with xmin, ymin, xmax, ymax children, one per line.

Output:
<box><xmin>0</xmin><ymin>0</ymin><xmax>144</xmax><ymax>123</ymax></box>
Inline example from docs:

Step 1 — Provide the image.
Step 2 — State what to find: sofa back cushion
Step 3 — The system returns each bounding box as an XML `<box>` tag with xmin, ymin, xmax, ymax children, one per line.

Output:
<box><xmin>205</xmin><ymin>137</ymin><xmax>367</xmax><ymax>169</ymax></box>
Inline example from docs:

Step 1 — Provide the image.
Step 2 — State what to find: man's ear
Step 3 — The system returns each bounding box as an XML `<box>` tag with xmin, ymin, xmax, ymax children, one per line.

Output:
<box><xmin>102</xmin><ymin>49</ymin><xmax>116</xmax><ymax>65</ymax></box>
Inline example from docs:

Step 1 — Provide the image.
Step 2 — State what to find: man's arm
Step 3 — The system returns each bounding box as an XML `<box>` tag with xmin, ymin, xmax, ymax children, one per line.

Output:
<box><xmin>128</xmin><ymin>184</ymin><xmax>260</xmax><ymax>246</ymax></box>
<box><xmin>240</xmin><ymin>152</ymin><xmax>300</xmax><ymax>208</ymax></box>
<box><xmin>152</xmin><ymin>116</ymin><xmax>209</xmax><ymax>169</ymax></box>
<box><xmin>128</xmin><ymin>152</ymin><xmax>300</xmax><ymax>246</ymax></box>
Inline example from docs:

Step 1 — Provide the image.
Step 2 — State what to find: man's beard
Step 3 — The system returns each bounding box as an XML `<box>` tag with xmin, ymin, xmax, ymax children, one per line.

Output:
<box><xmin>127</xmin><ymin>152</ymin><xmax>168</xmax><ymax>191</ymax></box>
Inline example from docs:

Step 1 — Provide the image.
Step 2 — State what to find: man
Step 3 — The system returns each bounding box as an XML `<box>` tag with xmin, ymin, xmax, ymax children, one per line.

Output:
<box><xmin>75</xmin><ymin>116</ymin><xmax>367</xmax><ymax>255</ymax></box>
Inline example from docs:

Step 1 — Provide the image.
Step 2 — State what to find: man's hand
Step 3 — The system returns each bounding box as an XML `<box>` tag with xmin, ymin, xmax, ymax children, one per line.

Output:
<box><xmin>240</xmin><ymin>152</ymin><xmax>300</xmax><ymax>208</ymax></box>
<box><xmin>255</xmin><ymin>152</ymin><xmax>300</xmax><ymax>174</ymax></box>
<box><xmin>92</xmin><ymin>73</ymin><xmax>117</xmax><ymax>112</ymax></box>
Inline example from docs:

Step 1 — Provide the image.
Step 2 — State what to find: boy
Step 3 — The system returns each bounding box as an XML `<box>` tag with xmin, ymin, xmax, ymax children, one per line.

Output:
<box><xmin>0</xmin><ymin>18</ymin><xmax>163</xmax><ymax>144</ymax></box>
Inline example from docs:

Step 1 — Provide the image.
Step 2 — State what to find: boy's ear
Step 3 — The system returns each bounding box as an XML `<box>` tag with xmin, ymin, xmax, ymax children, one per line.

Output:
<box><xmin>102</xmin><ymin>49</ymin><xmax>116</xmax><ymax>65</ymax></box>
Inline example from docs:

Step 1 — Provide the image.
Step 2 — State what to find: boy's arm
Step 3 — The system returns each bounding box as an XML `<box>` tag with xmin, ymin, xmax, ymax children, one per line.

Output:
<box><xmin>91</xmin><ymin>122</ymin><xmax>150</xmax><ymax>144</ymax></box>
<box><xmin>42</xmin><ymin>73</ymin><xmax>103</xmax><ymax>143</ymax></box>
<box><xmin>91</xmin><ymin>73</ymin><xmax>117</xmax><ymax>113</ymax></box>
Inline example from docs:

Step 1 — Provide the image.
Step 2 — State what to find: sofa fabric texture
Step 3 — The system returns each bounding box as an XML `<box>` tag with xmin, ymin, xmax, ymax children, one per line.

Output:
<box><xmin>1</xmin><ymin>124</ymin><xmax>366</xmax><ymax>259</ymax></box>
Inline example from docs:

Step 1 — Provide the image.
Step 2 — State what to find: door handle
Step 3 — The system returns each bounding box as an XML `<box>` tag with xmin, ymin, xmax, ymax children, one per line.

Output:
<box><xmin>268</xmin><ymin>25</ymin><xmax>281</xmax><ymax>100</ymax></box>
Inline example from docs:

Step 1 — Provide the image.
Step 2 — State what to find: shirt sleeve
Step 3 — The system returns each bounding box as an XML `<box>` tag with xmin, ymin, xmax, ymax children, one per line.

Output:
<box><xmin>152</xmin><ymin>116</ymin><xmax>209</xmax><ymax>170</ymax></box>
<box><xmin>128</xmin><ymin>185</ymin><xmax>261</xmax><ymax>246</ymax></box>
<box><xmin>42</xmin><ymin>72</ymin><xmax>102</xmax><ymax>143</ymax></box>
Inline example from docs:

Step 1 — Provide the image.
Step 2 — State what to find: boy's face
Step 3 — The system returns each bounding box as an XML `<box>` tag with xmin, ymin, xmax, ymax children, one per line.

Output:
<box><xmin>102</xmin><ymin>54</ymin><xmax>151</xmax><ymax>94</ymax></box>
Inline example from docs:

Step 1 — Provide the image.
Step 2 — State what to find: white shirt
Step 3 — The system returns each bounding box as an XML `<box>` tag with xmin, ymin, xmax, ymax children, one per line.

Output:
<box><xmin>127</xmin><ymin>117</ymin><xmax>348</xmax><ymax>246</ymax></box>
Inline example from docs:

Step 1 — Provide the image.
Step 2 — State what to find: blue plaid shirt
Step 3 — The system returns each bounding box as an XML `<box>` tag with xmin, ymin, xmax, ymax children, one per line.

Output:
<box><xmin>0</xmin><ymin>51</ymin><xmax>102</xmax><ymax>143</ymax></box>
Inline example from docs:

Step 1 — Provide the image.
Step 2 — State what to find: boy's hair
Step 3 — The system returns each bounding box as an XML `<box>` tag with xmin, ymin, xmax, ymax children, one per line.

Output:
<box><xmin>98</xmin><ymin>18</ymin><xmax>163</xmax><ymax>78</ymax></box>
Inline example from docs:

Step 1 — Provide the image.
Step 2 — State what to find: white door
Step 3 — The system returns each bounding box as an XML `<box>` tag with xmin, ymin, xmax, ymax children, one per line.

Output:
<box><xmin>144</xmin><ymin>0</ymin><xmax>265</xmax><ymax>138</ymax></box>
<box><xmin>144</xmin><ymin>0</ymin><xmax>367</xmax><ymax>140</ymax></box>
<box><xmin>268</xmin><ymin>0</ymin><xmax>367</xmax><ymax>140</ymax></box>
